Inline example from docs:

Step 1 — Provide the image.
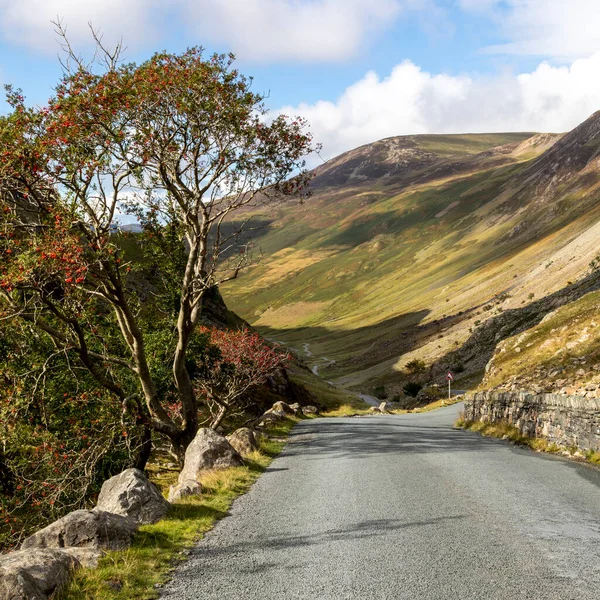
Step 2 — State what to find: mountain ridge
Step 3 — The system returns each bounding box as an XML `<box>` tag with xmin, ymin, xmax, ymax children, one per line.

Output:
<box><xmin>222</xmin><ymin>112</ymin><xmax>600</xmax><ymax>398</ymax></box>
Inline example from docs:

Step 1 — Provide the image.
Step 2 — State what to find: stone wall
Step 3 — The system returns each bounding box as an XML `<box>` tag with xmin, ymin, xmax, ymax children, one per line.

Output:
<box><xmin>464</xmin><ymin>391</ymin><xmax>600</xmax><ymax>451</ymax></box>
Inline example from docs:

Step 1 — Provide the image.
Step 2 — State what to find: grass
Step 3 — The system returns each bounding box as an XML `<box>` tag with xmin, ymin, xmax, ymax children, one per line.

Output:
<box><xmin>321</xmin><ymin>403</ymin><xmax>372</xmax><ymax>417</ymax></box>
<box><xmin>406</xmin><ymin>395</ymin><xmax>463</xmax><ymax>414</ymax></box>
<box><xmin>481</xmin><ymin>289</ymin><xmax>600</xmax><ymax>390</ymax></box>
<box><xmin>455</xmin><ymin>416</ymin><xmax>600</xmax><ymax>465</ymax></box>
<box><xmin>57</xmin><ymin>418</ymin><xmax>298</xmax><ymax>600</ymax></box>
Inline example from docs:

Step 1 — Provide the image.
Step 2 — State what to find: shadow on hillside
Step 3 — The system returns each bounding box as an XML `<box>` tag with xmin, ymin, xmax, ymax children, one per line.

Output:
<box><xmin>259</xmin><ymin>270</ymin><xmax>600</xmax><ymax>392</ymax></box>
<box><xmin>216</xmin><ymin>217</ymin><xmax>275</xmax><ymax>258</ymax></box>
<box><xmin>259</xmin><ymin>304</ymin><xmax>486</xmax><ymax>378</ymax></box>
<box><xmin>431</xmin><ymin>269</ymin><xmax>600</xmax><ymax>382</ymax></box>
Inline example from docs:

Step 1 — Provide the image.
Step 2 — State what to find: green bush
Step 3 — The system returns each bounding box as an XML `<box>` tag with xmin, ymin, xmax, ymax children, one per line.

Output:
<box><xmin>405</xmin><ymin>359</ymin><xmax>427</xmax><ymax>375</ymax></box>
<box><xmin>403</xmin><ymin>381</ymin><xmax>423</xmax><ymax>397</ymax></box>
<box><xmin>0</xmin><ymin>321</ymin><xmax>144</xmax><ymax>551</ymax></box>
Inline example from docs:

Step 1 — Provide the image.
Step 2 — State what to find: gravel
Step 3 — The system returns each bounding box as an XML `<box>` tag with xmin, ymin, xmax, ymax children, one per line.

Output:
<box><xmin>161</xmin><ymin>404</ymin><xmax>600</xmax><ymax>599</ymax></box>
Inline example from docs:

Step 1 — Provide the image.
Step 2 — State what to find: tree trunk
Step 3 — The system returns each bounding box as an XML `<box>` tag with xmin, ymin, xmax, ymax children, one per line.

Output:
<box><xmin>210</xmin><ymin>404</ymin><xmax>228</xmax><ymax>430</ymax></box>
<box><xmin>134</xmin><ymin>425</ymin><xmax>153</xmax><ymax>471</ymax></box>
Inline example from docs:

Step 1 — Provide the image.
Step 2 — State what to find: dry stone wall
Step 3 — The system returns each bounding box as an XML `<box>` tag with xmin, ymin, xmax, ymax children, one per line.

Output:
<box><xmin>464</xmin><ymin>391</ymin><xmax>600</xmax><ymax>451</ymax></box>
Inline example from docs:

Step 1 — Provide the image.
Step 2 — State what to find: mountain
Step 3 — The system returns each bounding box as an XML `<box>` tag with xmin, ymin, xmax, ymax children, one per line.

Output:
<box><xmin>221</xmin><ymin>114</ymin><xmax>600</xmax><ymax>398</ymax></box>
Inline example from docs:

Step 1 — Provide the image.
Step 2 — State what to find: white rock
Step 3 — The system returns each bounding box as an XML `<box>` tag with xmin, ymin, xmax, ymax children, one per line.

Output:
<box><xmin>22</xmin><ymin>509</ymin><xmax>137</xmax><ymax>552</ymax></box>
<box><xmin>96</xmin><ymin>468</ymin><xmax>170</xmax><ymax>524</ymax></box>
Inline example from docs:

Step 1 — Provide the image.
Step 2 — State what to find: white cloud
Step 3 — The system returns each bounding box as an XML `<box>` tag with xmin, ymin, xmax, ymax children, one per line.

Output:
<box><xmin>0</xmin><ymin>0</ymin><xmax>431</xmax><ymax>62</ymax></box>
<box><xmin>2</xmin><ymin>0</ymin><xmax>600</xmax><ymax>64</ymax></box>
<box><xmin>460</xmin><ymin>0</ymin><xmax>600</xmax><ymax>60</ymax></box>
<box><xmin>181</xmin><ymin>0</ymin><xmax>403</xmax><ymax>62</ymax></box>
<box><xmin>0</xmin><ymin>0</ymin><xmax>161</xmax><ymax>53</ymax></box>
<box><xmin>278</xmin><ymin>53</ymin><xmax>600</xmax><ymax>159</ymax></box>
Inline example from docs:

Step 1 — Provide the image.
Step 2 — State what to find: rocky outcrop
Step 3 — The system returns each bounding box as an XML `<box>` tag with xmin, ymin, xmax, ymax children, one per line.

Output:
<box><xmin>301</xmin><ymin>405</ymin><xmax>318</xmax><ymax>415</ymax></box>
<box><xmin>60</xmin><ymin>548</ymin><xmax>105</xmax><ymax>568</ymax></box>
<box><xmin>0</xmin><ymin>548</ymin><xmax>80</xmax><ymax>600</ymax></box>
<box><xmin>168</xmin><ymin>479</ymin><xmax>203</xmax><ymax>503</ymax></box>
<box><xmin>227</xmin><ymin>428</ymin><xmax>260</xmax><ymax>456</ymax></box>
<box><xmin>96</xmin><ymin>468</ymin><xmax>170</xmax><ymax>524</ymax></box>
<box><xmin>177</xmin><ymin>428</ymin><xmax>242</xmax><ymax>482</ymax></box>
<box><xmin>433</xmin><ymin>271</ymin><xmax>600</xmax><ymax>381</ymax></box>
<box><xmin>464</xmin><ymin>391</ymin><xmax>600</xmax><ymax>451</ymax></box>
<box><xmin>22</xmin><ymin>509</ymin><xmax>138</xmax><ymax>553</ymax></box>
<box><xmin>485</xmin><ymin>358</ymin><xmax>600</xmax><ymax>398</ymax></box>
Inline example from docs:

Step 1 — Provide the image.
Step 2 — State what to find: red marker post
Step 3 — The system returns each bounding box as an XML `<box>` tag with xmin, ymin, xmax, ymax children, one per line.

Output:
<box><xmin>446</xmin><ymin>371</ymin><xmax>454</xmax><ymax>401</ymax></box>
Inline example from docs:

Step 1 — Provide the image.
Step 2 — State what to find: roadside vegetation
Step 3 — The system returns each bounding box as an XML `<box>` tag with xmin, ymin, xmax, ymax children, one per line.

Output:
<box><xmin>0</xmin><ymin>31</ymin><xmax>319</xmax><ymax>555</ymax></box>
<box><xmin>455</xmin><ymin>416</ymin><xmax>600</xmax><ymax>466</ymax></box>
<box><xmin>57</xmin><ymin>417</ymin><xmax>299</xmax><ymax>600</ymax></box>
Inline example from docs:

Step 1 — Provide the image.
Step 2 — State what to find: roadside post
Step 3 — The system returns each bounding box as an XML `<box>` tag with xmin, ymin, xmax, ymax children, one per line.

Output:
<box><xmin>446</xmin><ymin>371</ymin><xmax>454</xmax><ymax>401</ymax></box>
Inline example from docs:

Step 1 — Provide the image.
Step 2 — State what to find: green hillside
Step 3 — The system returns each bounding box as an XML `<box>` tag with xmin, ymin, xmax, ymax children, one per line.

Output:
<box><xmin>222</xmin><ymin>119</ymin><xmax>600</xmax><ymax>397</ymax></box>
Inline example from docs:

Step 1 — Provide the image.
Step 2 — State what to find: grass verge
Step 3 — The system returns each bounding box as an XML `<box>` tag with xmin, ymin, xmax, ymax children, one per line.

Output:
<box><xmin>321</xmin><ymin>403</ymin><xmax>372</xmax><ymax>417</ymax></box>
<box><xmin>401</xmin><ymin>396</ymin><xmax>463</xmax><ymax>414</ymax></box>
<box><xmin>455</xmin><ymin>416</ymin><xmax>600</xmax><ymax>465</ymax></box>
<box><xmin>57</xmin><ymin>417</ymin><xmax>299</xmax><ymax>600</ymax></box>
<box><xmin>321</xmin><ymin>394</ymin><xmax>464</xmax><ymax>418</ymax></box>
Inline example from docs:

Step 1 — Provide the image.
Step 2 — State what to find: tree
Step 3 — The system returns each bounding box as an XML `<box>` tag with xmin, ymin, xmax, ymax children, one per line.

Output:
<box><xmin>0</xmin><ymin>40</ymin><xmax>315</xmax><ymax>458</ymax></box>
<box><xmin>194</xmin><ymin>326</ymin><xmax>290</xmax><ymax>429</ymax></box>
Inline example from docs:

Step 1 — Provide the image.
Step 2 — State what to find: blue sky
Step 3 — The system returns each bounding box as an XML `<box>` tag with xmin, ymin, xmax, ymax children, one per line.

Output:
<box><xmin>1</xmin><ymin>1</ymin><xmax>600</xmax><ymax>158</ymax></box>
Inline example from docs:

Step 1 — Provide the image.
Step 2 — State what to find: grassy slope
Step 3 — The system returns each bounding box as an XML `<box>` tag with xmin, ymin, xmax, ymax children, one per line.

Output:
<box><xmin>222</xmin><ymin>128</ymin><xmax>600</xmax><ymax>396</ymax></box>
<box><xmin>482</xmin><ymin>289</ymin><xmax>600</xmax><ymax>391</ymax></box>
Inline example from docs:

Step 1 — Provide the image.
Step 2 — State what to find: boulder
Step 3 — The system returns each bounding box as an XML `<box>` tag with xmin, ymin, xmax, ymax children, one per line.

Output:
<box><xmin>177</xmin><ymin>428</ymin><xmax>243</xmax><ymax>485</ymax></box>
<box><xmin>256</xmin><ymin>412</ymin><xmax>285</xmax><ymax>428</ymax></box>
<box><xmin>301</xmin><ymin>405</ymin><xmax>319</xmax><ymax>415</ymax></box>
<box><xmin>168</xmin><ymin>479</ymin><xmax>203</xmax><ymax>503</ymax></box>
<box><xmin>22</xmin><ymin>509</ymin><xmax>138</xmax><ymax>552</ymax></box>
<box><xmin>369</xmin><ymin>406</ymin><xmax>381</xmax><ymax>413</ymax></box>
<box><xmin>227</xmin><ymin>428</ymin><xmax>260</xmax><ymax>456</ymax></box>
<box><xmin>0</xmin><ymin>548</ymin><xmax>80</xmax><ymax>600</ymax></box>
<box><xmin>61</xmin><ymin>547</ymin><xmax>105</xmax><ymax>568</ymax></box>
<box><xmin>289</xmin><ymin>402</ymin><xmax>301</xmax><ymax>413</ymax></box>
<box><xmin>96</xmin><ymin>468</ymin><xmax>170</xmax><ymax>524</ymax></box>
<box><xmin>379</xmin><ymin>401</ymin><xmax>392</xmax><ymax>413</ymax></box>
<box><xmin>270</xmin><ymin>401</ymin><xmax>295</xmax><ymax>415</ymax></box>
<box><xmin>267</xmin><ymin>409</ymin><xmax>287</xmax><ymax>419</ymax></box>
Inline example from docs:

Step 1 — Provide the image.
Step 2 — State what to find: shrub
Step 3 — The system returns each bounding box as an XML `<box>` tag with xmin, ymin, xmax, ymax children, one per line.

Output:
<box><xmin>372</xmin><ymin>385</ymin><xmax>388</xmax><ymax>400</ymax></box>
<box><xmin>0</xmin><ymin>321</ymin><xmax>144</xmax><ymax>551</ymax></box>
<box><xmin>405</xmin><ymin>359</ymin><xmax>427</xmax><ymax>375</ymax></box>
<box><xmin>403</xmin><ymin>382</ymin><xmax>423</xmax><ymax>397</ymax></box>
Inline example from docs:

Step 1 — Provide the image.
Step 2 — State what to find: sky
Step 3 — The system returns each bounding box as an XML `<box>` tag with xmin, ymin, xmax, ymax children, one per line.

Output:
<box><xmin>1</xmin><ymin>0</ymin><xmax>600</xmax><ymax>160</ymax></box>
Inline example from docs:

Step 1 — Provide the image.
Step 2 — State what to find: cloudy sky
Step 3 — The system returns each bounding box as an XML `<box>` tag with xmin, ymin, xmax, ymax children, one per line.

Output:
<box><xmin>1</xmin><ymin>0</ymin><xmax>600</xmax><ymax>159</ymax></box>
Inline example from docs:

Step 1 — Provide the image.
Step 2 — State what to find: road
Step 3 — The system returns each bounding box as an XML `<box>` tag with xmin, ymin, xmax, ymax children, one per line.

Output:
<box><xmin>356</xmin><ymin>393</ymin><xmax>379</xmax><ymax>407</ymax></box>
<box><xmin>161</xmin><ymin>404</ymin><xmax>600</xmax><ymax>599</ymax></box>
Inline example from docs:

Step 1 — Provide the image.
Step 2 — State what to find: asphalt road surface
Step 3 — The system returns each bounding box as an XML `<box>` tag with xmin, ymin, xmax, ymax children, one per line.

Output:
<box><xmin>161</xmin><ymin>404</ymin><xmax>600</xmax><ymax>599</ymax></box>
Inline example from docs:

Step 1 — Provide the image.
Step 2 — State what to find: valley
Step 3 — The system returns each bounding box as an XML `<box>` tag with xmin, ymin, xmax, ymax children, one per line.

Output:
<box><xmin>223</xmin><ymin>114</ymin><xmax>600</xmax><ymax>399</ymax></box>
